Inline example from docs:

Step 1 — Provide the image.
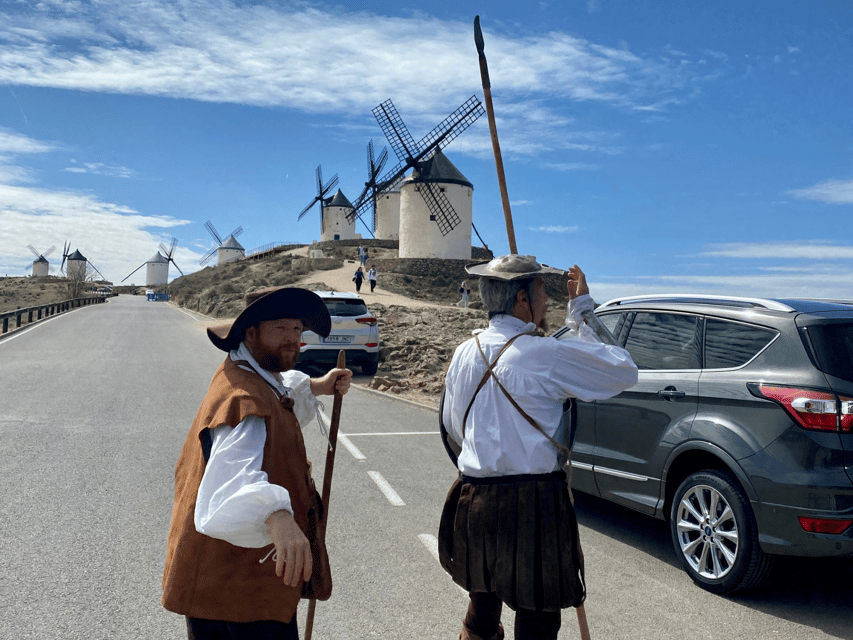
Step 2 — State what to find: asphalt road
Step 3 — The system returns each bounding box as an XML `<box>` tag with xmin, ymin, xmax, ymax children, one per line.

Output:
<box><xmin>1</xmin><ymin>295</ymin><xmax>851</xmax><ymax>639</ymax></box>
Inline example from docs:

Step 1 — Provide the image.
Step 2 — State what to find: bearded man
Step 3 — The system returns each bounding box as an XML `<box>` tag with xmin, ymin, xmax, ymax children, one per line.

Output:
<box><xmin>438</xmin><ymin>255</ymin><xmax>638</xmax><ymax>640</ymax></box>
<box><xmin>162</xmin><ymin>287</ymin><xmax>352</xmax><ymax>640</ymax></box>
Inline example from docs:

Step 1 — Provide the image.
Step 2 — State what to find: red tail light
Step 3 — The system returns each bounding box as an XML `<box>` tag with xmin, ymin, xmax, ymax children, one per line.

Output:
<box><xmin>356</xmin><ymin>317</ymin><xmax>377</xmax><ymax>326</ymax></box>
<box><xmin>365</xmin><ymin>343</ymin><xmax>378</xmax><ymax>348</ymax></box>
<box><xmin>749</xmin><ymin>384</ymin><xmax>850</xmax><ymax>432</ymax></box>
<box><xmin>798</xmin><ymin>517</ymin><xmax>853</xmax><ymax>534</ymax></box>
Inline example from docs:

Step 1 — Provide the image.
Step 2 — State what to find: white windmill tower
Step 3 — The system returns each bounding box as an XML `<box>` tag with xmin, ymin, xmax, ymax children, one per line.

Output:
<box><xmin>200</xmin><ymin>221</ymin><xmax>245</xmax><ymax>267</ymax></box>
<box><xmin>65</xmin><ymin>248</ymin><xmax>89</xmax><ymax>280</ymax></box>
<box><xmin>351</xmin><ymin>97</ymin><xmax>484</xmax><ymax>258</ymax></box>
<box><xmin>27</xmin><ymin>244</ymin><xmax>55</xmax><ymax>277</ymax></box>
<box><xmin>296</xmin><ymin>166</ymin><xmax>360</xmax><ymax>241</ymax></box>
<box><xmin>122</xmin><ymin>237</ymin><xmax>184</xmax><ymax>286</ymax></box>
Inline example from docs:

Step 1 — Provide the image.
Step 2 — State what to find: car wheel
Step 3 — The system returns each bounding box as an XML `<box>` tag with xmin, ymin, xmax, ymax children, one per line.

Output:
<box><xmin>361</xmin><ymin>361</ymin><xmax>378</xmax><ymax>376</ymax></box>
<box><xmin>670</xmin><ymin>470</ymin><xmax>774</xmax><ymax>594</ymax></box>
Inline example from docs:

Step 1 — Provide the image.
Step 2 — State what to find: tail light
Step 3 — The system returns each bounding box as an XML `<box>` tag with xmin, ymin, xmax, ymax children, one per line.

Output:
<box><xmin>749</xmin><ymin>384</ymin><xmax>852</xmax><ymax>432</ymax></box>
<box><xmin>798</xmin><ymin>517</ymin><xmax>853</xmax><ymax>534</ymax></box>
<box><xmin>356</xmin><ymin>317</ymin><xmax>377</xmax><ymax>326</ymax></box>
<box><xmin>365</xmin><ymin>342</ymin><xmax>378</xmax><ymax>348</ymax></box>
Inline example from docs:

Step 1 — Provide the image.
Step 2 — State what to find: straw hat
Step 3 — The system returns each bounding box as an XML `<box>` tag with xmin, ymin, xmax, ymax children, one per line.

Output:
<box><xmin>465</xmin><ymin>254</ymin><xmax>564</xmax><ymax>281</ymax></box>
<box><xmin>207</xmin><ymin>287</ymin><xmax>331</xmax><ymax>352</ymax></box>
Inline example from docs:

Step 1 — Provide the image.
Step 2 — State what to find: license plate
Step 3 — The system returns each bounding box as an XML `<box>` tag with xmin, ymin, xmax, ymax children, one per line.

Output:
<box><xmin>323</xmin><ymin>335</ymin><xmax>353</xmax><ymax>344</ymax></box>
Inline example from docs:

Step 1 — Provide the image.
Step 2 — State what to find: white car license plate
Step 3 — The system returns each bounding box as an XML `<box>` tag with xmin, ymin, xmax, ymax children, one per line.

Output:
<box><xmin>323</xmin><ymin>335</ymin><xmax>353</xmax><ymax>344</ymax></box>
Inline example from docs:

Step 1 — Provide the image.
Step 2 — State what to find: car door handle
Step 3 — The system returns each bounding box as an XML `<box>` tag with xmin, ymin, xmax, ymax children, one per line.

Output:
<box><xmin>657</xmin><ymin>386</ymin><xmax>686</xmax><ymax>400</ymax></box>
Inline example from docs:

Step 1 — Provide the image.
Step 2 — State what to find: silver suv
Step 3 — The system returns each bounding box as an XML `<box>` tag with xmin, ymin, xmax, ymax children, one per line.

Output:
<box><xmin>555</xmin><ymin>295</ymin><xmax>853</xmax><ymax>594</ymax></box>
<box><xmin>299</xmin><ymin>291</ymin><xmax>379</xmax><ymax>375</ymax></box>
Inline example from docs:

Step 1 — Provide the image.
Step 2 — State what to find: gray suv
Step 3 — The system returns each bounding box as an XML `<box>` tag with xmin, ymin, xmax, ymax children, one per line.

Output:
<box><xmin>554</xmin><ymin>295</ymin><xmax>853</xmax><ymax>594</ymax></box>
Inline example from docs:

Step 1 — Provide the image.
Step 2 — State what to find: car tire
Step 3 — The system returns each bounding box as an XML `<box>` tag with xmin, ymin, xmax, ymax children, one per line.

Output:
<box><xmin>670</xmin><ymin>470</ymin><xmax>774</xmax><ymax>594</ymax></box>
<box><xmin>361</xmin><ymin>361</ymin><xmax>378</xmax><ymax>376</ymax></box>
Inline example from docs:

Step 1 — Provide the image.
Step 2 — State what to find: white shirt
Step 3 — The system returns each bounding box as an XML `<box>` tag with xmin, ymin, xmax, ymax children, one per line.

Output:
<box><xmin>442</xmin><ymin>295</ymin><xmax>638</xmax><ymax>477</ymax></box>
<box><xmin>368</xmin><ymin>268</ymin><xmax>377</xmax><ymax>280</ymax></box>
<box><xmin>193</xmin><ymin>343</ymin><xmax>328</xmax><ymax>548</ymax></box>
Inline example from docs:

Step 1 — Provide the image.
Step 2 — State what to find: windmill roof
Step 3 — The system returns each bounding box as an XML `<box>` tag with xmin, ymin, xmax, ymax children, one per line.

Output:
<box><xmin>409</xmin><ymin>149</ymin><xmax>472</xmax><ymax>187</ymax></box>
<box><xmin>33</xmin><ymin>255</ymin><xmax>49</xmax><ymax>263</ymax></box>
<box><xmin>326</xmin><ymin>189</ymin><xmax>354</xmax><ymax>209</ymax></box>
<box><xmin>222</xmin><ymin>235</ymin><xmax>244</xmax><ymax>250</ymax></box>
<box><xmin>68</xmin><ymin>249</ymin><xmax>87</xmax><ymax>261</ymax></box>
<box><xmin>148</xmin><ymin>251</ymin><xmax>169</xmax><ymax>263</ymax></box>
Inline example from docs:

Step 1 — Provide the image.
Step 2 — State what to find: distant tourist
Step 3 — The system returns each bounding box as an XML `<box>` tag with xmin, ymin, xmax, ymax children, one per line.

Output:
<box><xmin>357</xmin><ymin>246</ymin><xmax>366</xmax><ymax>266</ymax></box>
<box><xmin>368</xmin><ymin>265</ymin><xmax>377</xmax><ymax>293</ymax></box>
<box><xmin>456</xmin><ymin>279</ymin><xmax>470</xmax><ymax>308</ymax></box>
<box><xmin>353</xmin><ymin>266</ymin><xmax>365</xmax><ymax>292</ymax></box>
<box><xmin>362</xmin><ymin>248</ymin><xmax>370</xmax><ymax>265</ymax></box>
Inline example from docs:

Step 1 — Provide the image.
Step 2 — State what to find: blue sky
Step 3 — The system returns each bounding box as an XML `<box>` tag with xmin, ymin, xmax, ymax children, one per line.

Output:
<box><xmin>0</xmin><ymin>0</ymin><xmax>851</xmax><ymax>301</ymax></box>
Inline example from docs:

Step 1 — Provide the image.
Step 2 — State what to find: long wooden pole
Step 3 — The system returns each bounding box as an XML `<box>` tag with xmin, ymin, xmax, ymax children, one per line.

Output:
<box><xmin>304</xmin><ymin>350</ymin><xmax>347</xmax><ymax>640</ymax></box>
<box><xmin>474</xmin><ymin>15</ymin><xmax>518</xmax><ymax>255</ymax></box>
<box><xmin>473</xmin><ymin>15</ymin><xmax>592</xmax><ymax>640</ymax></box>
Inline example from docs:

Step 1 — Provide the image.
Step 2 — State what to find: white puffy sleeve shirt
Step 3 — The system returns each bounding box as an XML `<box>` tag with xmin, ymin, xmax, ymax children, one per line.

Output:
<box><xmin>193</xmin><ymin>344</ymin><xmax>329</xmax><ymax>548</ymax></box>
<box><xmin>443</xmin><ymin>295</ymin><xmax>638</xmax><ymax>477</ymax></box>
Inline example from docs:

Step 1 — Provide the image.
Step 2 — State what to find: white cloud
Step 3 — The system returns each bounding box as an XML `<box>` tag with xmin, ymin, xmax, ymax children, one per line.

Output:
<box><xmin>541</xmin><ymin>162</ymin><xmax>601</xmax><ymax>171</ymax></box>
<box><xmin>530</xmin><ymin>225</ymin><xmax>579</xmax><ymax>233</ymax></box>
<box><xmin>787</xmin><ymin>179</ymin><xmax>853</xmax><ymax>204</ymax></box>
<box><xmin>702</xmin><ymin>241</ymin><xmax>853</xmax><ymax>260</ymax></box>
<box><xmin>63</xmin><ymin>161</ymin><xmax>136</xmax><ymax>178</ymax></box>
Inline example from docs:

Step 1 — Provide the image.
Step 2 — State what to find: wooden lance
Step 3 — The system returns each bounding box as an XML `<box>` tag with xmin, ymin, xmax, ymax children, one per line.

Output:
<box><xmin>304</xmin><ymin>350</ymin><xmax>347</xmax><ymax>640</ymax></box>
<box><xmin>474</xmin><ymin>16</ymin><xmax>593</xmax><ymax>640</ymax></box>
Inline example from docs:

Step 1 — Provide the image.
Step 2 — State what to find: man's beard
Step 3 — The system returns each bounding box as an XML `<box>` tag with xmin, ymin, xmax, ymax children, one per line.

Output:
<box><xmin>255</xmin><ymin>345</ymin><xmax>300</xmax><ymax>373</ymax></box>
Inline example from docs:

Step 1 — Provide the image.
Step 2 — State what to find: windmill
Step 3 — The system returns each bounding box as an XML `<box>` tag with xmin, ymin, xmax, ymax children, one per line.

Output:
<box><xmin>350</xmin><ymin>96</ymin><xmax>485</xmax><ymax>243</ymax></box>
<box><xmin>27</xmin><ymin>244</ymin><xmax>56</xmax><ymax>277</ymax></box>
<box><xmin>296</xmin><ymin>165</ymin><xmax>356</xmax><ymax>241</ymax></box>
<box><xmin>63</xmin><ymin>247</ymin><xmax>106</xmax><ymax>282</ymax></box>
<box><xmin>200</xmin><ymin>221</ymin><xmax>245</xmax><ymax>266</ymax></box>
<box><xmin>59</xmin><ymin>241</ymin><xmax>71</xmax><ymax>275</ymax></box>
<box><xmin>122</xmin><ymin>237</ymin><xmax>184</xmax><ymax>285</ymax></box>
<box><xmin>350</xmin><ymin>140</ymin><xmax>390</xmax><ymax>238</ymax></box>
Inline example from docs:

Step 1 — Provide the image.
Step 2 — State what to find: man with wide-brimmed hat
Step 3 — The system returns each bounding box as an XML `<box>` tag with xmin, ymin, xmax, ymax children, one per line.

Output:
<box><xmin>438</xmin><ymin>255</ymin><xmax>638</xmax><ymax>640</ymax></box>
<box><xmin>162</xmin><ymin>287</ymin><xmax>352</xmax><ymax>640</ymax></box>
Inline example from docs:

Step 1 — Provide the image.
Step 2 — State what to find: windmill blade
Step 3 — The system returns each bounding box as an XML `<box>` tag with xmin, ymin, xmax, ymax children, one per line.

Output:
<box><xmin>169</xmin><ymin>257</ymin><xmax>184</xmax><ymax>276</ymax></box>
<box><xmin>43</xmin><ymin>245</ymin><xmax>56</xmax><ymax>258</ymax></box>
<box><xmin>61</xmin><ymin>241</ymin><xmax>70</xmax><ymax>273</ymax></box>
<box><xmin>122</xmin><ymin>262</ymin><xmax>147</xmax><ymax>283</ymax></box>
<box><xmin>372</xmin><ymin>99</ymin><xmax>421</xmax><ymax>163</ymax></box>
<box><xmin>298</xmin><ymin>195</ymin><xmax>322</xmax><ymax>220</ymax></box>
<box><xmin>417</xmin><ymin>95</ymin><xmax>485</xmax><ymax>160</ymax></box>
<box><xmin>418</xmin><ymin>179</ymin><xmax>462</xmax><ymax>236</ymax></box>
<box><xmin>347</xmin><ymin>141</ymin><xmax>389</xmax><ymax>226</ymax></box>
<box><xmin>87</xmin><ymin>261</ymin><xmax>106</xmax><ymax>281</ymax></box>
<box><xmin>168</xmin><ymin>237</ymin><xmax>178</xmax><ymax>258</ymax></box>
<box><xmin>159</xmin><ymin>243</ymin><xmax>169</xmax><ymax>256</ymax></box>
<box><xmin>27</xmin><ymin>244</ymin><xmax>40</xmax><ymax>258</ymax></box>
<box><xmin>229</xmin><ymin>226</ymin><xmax>243</xmax><ymax>239</ymax></box>
<box><xmin>159</xmin><ymin>237</ymin><xmax>178</xmax><ymax>259</ymax></box>
<box><xmin>200</xmin><ymin>245</ymin><xmax>218</xmax><ymax>265</ymax></box>
<box><xmin>321</xmin><ymin>173</ymin><xmax>339</xmax><ymax>197</ymax></box>
<box><xmin>204</xmin><ymin>220</ymin><xmax>223</xmax><ymax>245</ymax></box>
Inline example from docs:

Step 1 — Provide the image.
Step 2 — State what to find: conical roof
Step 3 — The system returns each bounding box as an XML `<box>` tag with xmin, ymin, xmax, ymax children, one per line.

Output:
<box><xmin>33</xmin><ymin>255</ymin><xmax>49</xmax><ymax>264</ymax></box>
<box><xmin>410</xmin><ymin>149</ymin><xmax>472</xmax><ymax>187</ymax></box>
<box><xmin>68</xmin><ymin>249</ymin><xmax>87</xmax><ymax>261</ymax></box>
<box><xmin>326</xmin><ymin>189</ymin><xmax>354</xmax><ymax>209</ymax></box>
<box><xmin>148</xmin><ymin>251</ymin><xmax>169</xmax><ymax>263</ymax></box>
<box><xmin>221</xmin><ymin>235</ymin><xmax>244</xmax><ymax>250</ymax></box>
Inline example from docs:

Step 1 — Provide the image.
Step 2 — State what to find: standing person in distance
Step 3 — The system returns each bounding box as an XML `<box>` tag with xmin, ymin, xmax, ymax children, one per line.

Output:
<box><xmin>162</xmin><ymin>287</ymin><xmax>352</xmax><ymax>640</ymax></box>
<box><xmin>353</xmin><ymin>266</ymin><xmax>365</xmax><ymax>293</ymax></box>
<box><xmin>367</xmin><ymin>265</ymin><xmax>378</xmax><ymax>293</ymax></box>
<box><xmin>456</xmin><ymin>279</ymin><xmax>471</xmax><ymax>308</ymax></box>
<box><xmin>438</xmin><ymin>255</ymin><xmax>638</xmax><ymax>640</ymax></box>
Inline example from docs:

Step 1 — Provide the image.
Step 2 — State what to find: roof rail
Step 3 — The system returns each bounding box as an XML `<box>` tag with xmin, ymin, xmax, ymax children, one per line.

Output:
<box><xmin>596</xmin><ymin>294</ymin><xmax>795</xmax><ymax>312</ymax></box>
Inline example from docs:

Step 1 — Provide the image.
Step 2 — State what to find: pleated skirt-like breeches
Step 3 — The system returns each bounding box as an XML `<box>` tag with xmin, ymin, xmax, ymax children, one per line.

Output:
<box><xmin>438</xmin><ymin>470</ymin><xmax>585</xmax><ymax>613</ymax></box>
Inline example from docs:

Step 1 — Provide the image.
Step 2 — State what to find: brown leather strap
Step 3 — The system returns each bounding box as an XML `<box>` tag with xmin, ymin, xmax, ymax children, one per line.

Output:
<box><xmin>466</xmin><ymin>334</ymin><xmax>571</xmax><ymax>467</ymax></box>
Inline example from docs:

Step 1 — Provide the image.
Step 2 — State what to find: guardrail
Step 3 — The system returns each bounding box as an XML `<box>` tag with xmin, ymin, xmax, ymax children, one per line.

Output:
<box><xmin>1</xmin><ymin>295</ymin><xmax>111</xmax><ymax>335</ymax></box>
<box><xmin>245</xmin><ymin>242</ymin><xmax>303</xmax><ymax>259</ymax></box>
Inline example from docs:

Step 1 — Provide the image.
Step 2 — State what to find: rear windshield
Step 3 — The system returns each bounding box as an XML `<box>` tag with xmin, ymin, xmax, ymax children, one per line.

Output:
<box><xmin>323</xmin><ymin>299</ymin><xmax>368</xmax><ymax>317</ymax></box>
<box><xmin>807</xmin><ymin>323</ymin><xmax>853</xmax><ymax>383</ymax></box>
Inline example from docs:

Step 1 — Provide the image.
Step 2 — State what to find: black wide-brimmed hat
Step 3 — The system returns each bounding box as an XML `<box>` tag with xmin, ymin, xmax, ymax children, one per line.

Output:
<box><xmin>207</xmin><ymin>287</ymin><xmax>331</xmax><ymax>352</ymax></box>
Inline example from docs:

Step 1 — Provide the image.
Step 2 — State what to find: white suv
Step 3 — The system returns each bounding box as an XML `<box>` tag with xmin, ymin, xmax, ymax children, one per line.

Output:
<box><xmin>299</xmin><ymin>291</ymin><xmax>379</xmax><ymax>375</ymax></box>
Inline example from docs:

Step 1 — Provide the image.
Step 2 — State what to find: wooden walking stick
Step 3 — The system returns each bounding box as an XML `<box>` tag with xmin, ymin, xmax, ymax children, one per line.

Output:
<box><xmin>304</xmin><ymin>350</ymin><xmax>347</xmax><ymax>640</ymax></box>
<box><xmin>473</xmin><ymin>16</ymin><xmax>593</xmax><ymax>640</ymax></box>
<box><xmin>474</xmin><ymin>15</ymin><xmax>518</xmax><ymax>255</ymax></box>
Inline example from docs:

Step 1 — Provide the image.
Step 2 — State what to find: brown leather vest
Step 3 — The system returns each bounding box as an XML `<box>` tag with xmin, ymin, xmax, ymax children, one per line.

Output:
<box><xmin>161</xmin><ymin>356</ymin><xmax>325</xmax><ymax>623</ymax></box>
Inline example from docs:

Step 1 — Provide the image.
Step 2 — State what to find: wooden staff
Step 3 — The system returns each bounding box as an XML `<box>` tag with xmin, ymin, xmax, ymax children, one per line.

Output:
<box><xmin>474</xmin><ymin>15</ymin><xmax>518</xmax><ymax>255</ymax></box>
<box><xmin>474</xmin><ymin>16</ymin><xmax>593</xmax><ymax>640</ymax></box>
<box><xmin>304</xmin><ymin>350</ymin><xmax>347</xmax><ymax>640</ymax></box>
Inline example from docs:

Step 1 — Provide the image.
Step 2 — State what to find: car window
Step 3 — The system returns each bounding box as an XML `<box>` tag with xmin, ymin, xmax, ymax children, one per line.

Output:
<box><xmin>624</xmin><ymin>312</ymin><xmax>701</xmax><ymax>370</ymax></box>
<box><xmin>806</xmin><ymin>322</ymin><xmax>853</xmax><ymax>383</ymax></box>
<box><xmin>323</xmin><ymin>299</ymin><xmax>368</xmax><ymax>317</ymax></box>
<box><xmin>597</xmin><ymin>311</ymin><xmax>631</xmax><ymax>344</ymax></box>
<box><xmin>704</xmin><ymin>319</ymin><xmax>777</xmax><ymax>369</ymax></box>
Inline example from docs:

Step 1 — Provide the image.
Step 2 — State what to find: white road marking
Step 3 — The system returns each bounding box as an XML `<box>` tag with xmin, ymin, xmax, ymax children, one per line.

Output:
<box><xmin>367</xmin><ymin>470</ymin><xmax>405</xmax><ymax>506</ymax></box>
<box><xmin>418</xmin><ymin>534</ymin><xmax>468</xmax><ymax>596</ymax></box>
<box><xmin>173</xmin><ymin>305</ymin><xmax>202</xmax><ymax>321</ymax></box>
<box><xmin>338</xmin><ymin>434</ymin><xmax>365</xmax><ymax>460</ymax></box>
<box><xmin>344</xmin><ymin>431</ymin><xmax>440</xmax><ymax>436</ymax></box>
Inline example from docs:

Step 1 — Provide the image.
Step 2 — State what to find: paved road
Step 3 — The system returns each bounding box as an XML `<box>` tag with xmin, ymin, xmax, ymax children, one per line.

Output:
<box><xmin>1</xmin><ymin>295</ymin><xmax>851</xmax><ymax>639</ymax></box>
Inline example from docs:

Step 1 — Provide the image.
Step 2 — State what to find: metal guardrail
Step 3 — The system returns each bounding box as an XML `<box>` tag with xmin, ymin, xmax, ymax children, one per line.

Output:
<box><xmin>245</xmin><ymin>242</ymin><xmax>303</xmax><ymax>259</ymax></box>
<box><xmin>0</xmin><ymin>295</ymin><xmax>111</xmax><ymax>335</ymax></box>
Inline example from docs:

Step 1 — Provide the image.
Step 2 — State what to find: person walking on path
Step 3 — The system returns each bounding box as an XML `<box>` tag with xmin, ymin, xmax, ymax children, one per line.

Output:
<box><xmin>438</xmin><ymin>255</ymin><xmax>638</xmax><ymax>640</ymax></box>
<box><xmin>357</xmin><ymin>246</ymin><xmax>365</xmax><ymax>265</ymax></box>
<box><xmin>367</xmin><ymin>265</ymin><xmax>377</xmax><ymax>293</ymax></box>
<box><xmin>162</xmin><ymin>287</ymin><xmax>352</xmax><ymax>640</ymax></box>
<box><xmin>456</xmin><ymin>279</ymin><xmax>470</xmax><ymax>308</ymax></box>
<box><xmin>353</xmin><ymin>266</ymin><xmax>365</xmax><ymax>292</ymax></box>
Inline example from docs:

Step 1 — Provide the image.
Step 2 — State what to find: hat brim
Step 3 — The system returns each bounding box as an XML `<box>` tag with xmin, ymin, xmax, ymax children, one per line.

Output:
<box><xmin>464</xmin><ymin>261</ymin><xmax>565</xmax><ymax>280</ymax></box>
<box><xmin>207</xmin><ymin>288</ymin><xmax>331</xmax><ymax>352</ymax></box>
